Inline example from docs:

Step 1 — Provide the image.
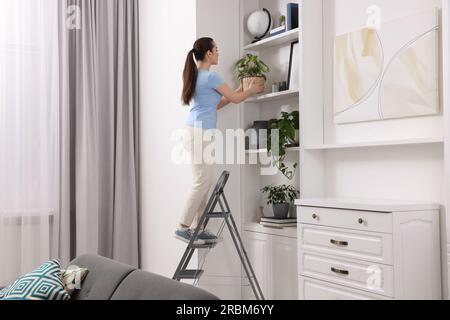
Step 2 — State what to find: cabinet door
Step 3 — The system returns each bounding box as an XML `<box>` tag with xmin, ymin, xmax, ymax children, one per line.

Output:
<box><xmin>243</xmin><ymin>231</ymin><xmax>271</xmax><ymax>300</ymax></box>
<box><xmin>271</xmin><ymin>236</ymin><xmax>298</xmax><ymax>300</ymax></box>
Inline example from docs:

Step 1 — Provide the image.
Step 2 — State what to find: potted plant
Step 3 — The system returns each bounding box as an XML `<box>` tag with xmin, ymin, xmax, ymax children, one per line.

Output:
<box><xmin>267</xmin><ymin>111</ymin><xmax>299</xmax><ymax>180</ymax></box>
<box><xmin>261</xmin><ymin>184</ymin><xmax>299</xmax><ymax>219</ymax></box>
<box><xmin>235</xmin><ymin>54</ymin><xmax>270</xmax><ymax>91</ymax></box>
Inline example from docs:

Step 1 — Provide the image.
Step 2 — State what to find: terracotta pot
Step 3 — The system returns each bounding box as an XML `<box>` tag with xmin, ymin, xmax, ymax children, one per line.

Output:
<box><xmin>242</xmin><ymin>76</ymin><xmax>266</xmax><ymax>91</ymax></box>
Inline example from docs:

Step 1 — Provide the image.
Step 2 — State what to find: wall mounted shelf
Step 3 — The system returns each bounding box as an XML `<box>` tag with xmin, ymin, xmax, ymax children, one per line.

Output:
<box><xmin>243</xmin><ymin>28</ymin><xmax>299</xmax><ymax>51</ymax></box>
<box><xmin>303</xmin><ymin>137</ymin><xmax>444</xmax><ymax>151</ymax></box>
<box><xmin>246</xmin><ymin>89</ymin><xmax>299</xmax><ymax>103</ymax></box>
<box><xmin>246</xmin><ymin>147</ymin><xmax>300</xmax><ymax>154</ymax></box>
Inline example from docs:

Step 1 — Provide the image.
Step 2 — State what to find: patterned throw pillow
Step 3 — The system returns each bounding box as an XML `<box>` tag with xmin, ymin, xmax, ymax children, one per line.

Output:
<box><xmin>0</xmin><ymin>259</ymin><xmax>71</xmax><ymax>300</ymax></box>
<box><xmin>61</xmin><ymin>267</ymin><xmax>89</xmax><ymax>295</ymax></box>
<box><xmin>0</xmin><ymin>286</ymin><xmax>9</xmax><ymax>299</ymax></box>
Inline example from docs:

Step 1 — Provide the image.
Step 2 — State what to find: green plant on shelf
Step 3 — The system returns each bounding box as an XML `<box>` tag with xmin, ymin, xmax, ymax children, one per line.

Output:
<box><xmin>267</xmin><ymin>111</ymin><xmax>299</xmax><ymax>180</ymax></box>
<box><xmin>234</xmin><ymin>54</ymin><xmax>270</xmax><ymax>80</ymax></box>
<box><xmin>261</xmin><ymin>184</ymin><xmax>299</xmax><ymax>205</ymax></box>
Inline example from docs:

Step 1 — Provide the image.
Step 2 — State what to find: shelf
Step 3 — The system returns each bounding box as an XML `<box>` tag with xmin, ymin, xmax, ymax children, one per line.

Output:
<box><xmin>303</xmin><ymin>137</ymin><xmax>444</xmax><ymax>150</ymax></box>
<box><xmin>246</xmin><ymin>147</ymin><xmax>300</xmax><ymax>154</ymax></box>
<box><xmin>296</xmin><ymin>198</ymin><xmax>441</xmax><ymax>212</ymax></box>
<box><xmin>243</xmin><ymin>28</ymin><xmax>299</xmax><ymax>51</ymax></box>
<box><xmin>246</xmin><ymin>89</ymin><xmax>299</xmax><ymax>103</ymax></box>
<box><xmin>244</xmin><ymin>222</ymin><xmax>297</xmax><ymax>239</ymax></box>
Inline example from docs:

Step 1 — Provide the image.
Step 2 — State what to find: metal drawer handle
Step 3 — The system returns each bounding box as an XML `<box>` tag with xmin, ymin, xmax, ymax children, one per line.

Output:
<box><xmin>358</xmin><ymin>218</ymin><xmax>365</xmax><ymax>225</ymax></box>
<box><xmin>312</xmin><ymin>214</ymin><xmax>319</xmax><ymax>220</ymax></box>
<box><xmin>330</xmin><ymin>239</ymin><xmax>349</xmax><ymax>247</ymax></box>
<box><xmin>331</xmin><ymin>267</ymin><xmax>349</xmax><ymax>276</ymax></box>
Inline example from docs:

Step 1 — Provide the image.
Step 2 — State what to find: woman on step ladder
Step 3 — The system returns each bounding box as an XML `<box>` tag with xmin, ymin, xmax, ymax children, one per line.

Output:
<box><xmin>175</xmin><ymin>37</ymin><xmax>264</xmax><ymax>245</ymax></box>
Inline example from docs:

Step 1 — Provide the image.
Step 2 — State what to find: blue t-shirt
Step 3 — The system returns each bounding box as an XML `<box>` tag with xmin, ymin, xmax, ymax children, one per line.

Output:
<box><xmin>186</xmin><ymin>69</ymin><xmax>225</xmax><ymax>129</ymax></box>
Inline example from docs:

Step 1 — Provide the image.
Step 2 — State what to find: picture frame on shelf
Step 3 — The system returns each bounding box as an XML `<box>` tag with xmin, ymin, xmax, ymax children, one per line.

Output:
<box><xmin>287</xmin><ymin>3</ymin><xmax>299</xmax><ymax>31</ymax></box>
<box><xmin>287</xmin><ymin>40</ymin><xmax>299</xmax><ymax>90</ymax></box>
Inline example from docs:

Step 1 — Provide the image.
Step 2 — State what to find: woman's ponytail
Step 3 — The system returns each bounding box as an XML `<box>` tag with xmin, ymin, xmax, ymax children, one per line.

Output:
<box><xmin>182</xmin><ymin>49</ymin><xmax>198</xmax><ymax>105</ymax></box>
<box><xmin>182</xmin><ymin>38</ymin><xmax>215</xmax><ymax>105</ymax></box>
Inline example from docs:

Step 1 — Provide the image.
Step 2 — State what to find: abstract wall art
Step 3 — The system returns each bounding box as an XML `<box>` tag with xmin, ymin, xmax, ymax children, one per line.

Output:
<box><xmin>334</xmin><ymin>9</ymin><xmax>440</xmax><ymax>124</ymax></box>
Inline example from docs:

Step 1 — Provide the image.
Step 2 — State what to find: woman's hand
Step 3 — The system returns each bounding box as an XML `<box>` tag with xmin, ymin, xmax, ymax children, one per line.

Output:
<box><xmin>216</xmin><ymin>79</ymin><xmax>264</xmax><ymax>106</ymax></box>
<box><xmin>236</xmin><ymin>80</ymin><xmax>244</xmax><ymax>93</ymax></box>
<box><xmin>248</xmin><ymin>78</ymin><xmax>265</xmax><ymax>95</ymax></box>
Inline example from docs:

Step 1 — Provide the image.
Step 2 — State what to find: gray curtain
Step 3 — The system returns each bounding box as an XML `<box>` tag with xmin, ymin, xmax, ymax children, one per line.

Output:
<box><xmin>58</xmin><ymin>0</ymin><xmax>140</xmax><ymax>267</ymax></box>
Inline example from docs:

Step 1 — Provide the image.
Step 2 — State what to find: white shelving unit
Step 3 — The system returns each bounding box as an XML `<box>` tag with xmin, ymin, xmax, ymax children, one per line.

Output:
<box><xmin>245</xmin><ymin>146</ymin><xmax>300</xmax><ymax>154</ymax></box>
<box><xmin>239</xmin><ymin>2</ymin><xmax>300</xmax><ymax>226</ymax></box>
<box><xmin>238</xmin><ymin>0</ymin><xmax>301</xmax><ymax>301</ymax></box>
<box><xmin>244</xmin><ymin>222</ymin><xmax>297</xmax><ymax>238</ymax></box>
<box><xmin>303</xmin><ymin>137</ymin><xmax>445</xmax><ymax>150</ymax></box>
<box><xmin>243</xmin><ymin>28</ymin><xmax>299</xmax><ymax>51</ymax></box>
<box><xmin>197</xmin><ymin>0</ymin><xmax>450</xmax><ymax>301</ymax></box>
<box><xmin>247</xmin><ymin>89</ymin><xmax>300</xmax><ymax>103</ymax></box>
<box><xmin>298</xmin><ymin>0</ymin><xmax>450</xmax><ymax>300</ymax></box>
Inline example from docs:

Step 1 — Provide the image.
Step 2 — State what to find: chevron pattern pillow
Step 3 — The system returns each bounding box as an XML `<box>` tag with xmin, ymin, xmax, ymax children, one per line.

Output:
<box><xmin>0</xmin><ymin>286</ymin><xmax>8</xmax><ymax>299</ymax></box>
<box><xmin>0</xmin><ymin>259</ymin><xmax>71</xmax><ymax>300</ymax></box>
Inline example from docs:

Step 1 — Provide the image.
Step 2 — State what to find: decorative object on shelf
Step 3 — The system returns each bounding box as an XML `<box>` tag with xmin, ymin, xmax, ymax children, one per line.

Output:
<box><xmin>235</xmin><ymin>54</ymin><xmax>270</xmax><ymax>91</ymax></box>
<box><xmin>286</xmin><ymin>3</ymin><xmax>299</xmax><ymax>31</ymax></box>
<box><xmin>287</xmin><ymin>41</ymin><xmax>299</xmax><ymax>90</ymax></box>
<box><xmin>272</xmin><ymin>83</ymin><xmax>280</xmax><ymax>93</ymax></box>
<box><xmin>279</xmin><ymin>81</ymin><xmax>288</xmax><ymax>92</ymax></box>
<box><xmin>279</xmin><ymin>15</ymin><xmax>286</xmax><ymax>28</ymax></box>
<box><xmin>261</xmin><ymin>184</ymin><xmax>299</xmax><ymax>219</ymax></box>
<box><xmin>267</xmin><ymin>111</ymin><xmax>299</xmax><ymax>180</ymax></box>
<box><xmin>246</xmin><ymin>121</ymin><xmax>269</xmax><ymax>150</ymax></box>
<box><xmin>270</xmin><ymin>25</ymin><xmax>286</xmax><ymax>37</ymax></box>
<box><xmin>247</xmin><ymin>8</ymin><xmax>272</xmax><ymax>43</ymax></box>
<box><xmin>260</xmin><ymin>217</ymin><xmax>297</xmax><ymax>229</ymax></box>
<box><xmin>334</xmin><ymin>9</ymin><xmax>440</xmax><ymax>124</ymax></box>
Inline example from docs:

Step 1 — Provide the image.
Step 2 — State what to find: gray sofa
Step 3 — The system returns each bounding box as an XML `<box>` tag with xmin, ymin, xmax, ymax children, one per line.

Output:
<box><xmin>69</xmin><ymin>254</ymin><xmax>219</xmax><ymax>300</ymax></box>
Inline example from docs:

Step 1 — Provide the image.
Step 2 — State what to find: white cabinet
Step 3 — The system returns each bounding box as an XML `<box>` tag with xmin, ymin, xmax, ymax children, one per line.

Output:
<box><xmin>297</xmin><ymin>199</ymin><xmax>442</xmax><ymax>300</ymax></box>
<box><xmin>299</xmin><ymin>277</ymin><xmax>392</xmax><ymax>300</ymax></box>
<box><xmin>243</xmin><ymin>231</ymin><xmax>298</xmax><ymax>300</ymax></box>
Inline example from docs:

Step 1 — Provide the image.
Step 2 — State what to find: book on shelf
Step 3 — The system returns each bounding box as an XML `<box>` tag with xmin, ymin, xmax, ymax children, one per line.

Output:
<box><xmin>260</xmin><ymin>217</ymin><xmax>297</xmax><ymax>224</ymax></box>
<box><xmin>269</xmin><ymin>25</ymin><xmax>286</xmax><ymax>37</ymax></box>
<box><xmin>260</xmin><ymin>222</ymin><xmax>297</xmax><ymax>229</ymax></box>
<box><xmin>287</xmin><ymin>3</ymin><xmax>299</xmax><ymax>31</ymax></box>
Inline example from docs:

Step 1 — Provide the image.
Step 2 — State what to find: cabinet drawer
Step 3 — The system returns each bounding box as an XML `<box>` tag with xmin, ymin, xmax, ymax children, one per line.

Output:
<box><xmin>299</xmin><ymin>277</ymin><xmax>392</xmax><ymax>300</ymax></box>
<box><xmin>299</xmin><ymin>225</ymin><xmax>393</xmax><ymax>265</ymax></box>
<box><xmin>298</xmin><ymin>206</ymin><xmax>392</xmax><ymax>233</ymax></box>
<box><xmin>299</xmin><ymin>252</ymin><xmax>394</xmax><ymax>297</ymax></box>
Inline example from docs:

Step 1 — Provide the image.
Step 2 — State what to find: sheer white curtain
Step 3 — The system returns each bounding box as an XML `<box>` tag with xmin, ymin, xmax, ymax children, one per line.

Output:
<box><xmin>0</xmin><ymin>0</ymin><xmax>60</xmax><ymax>285</ymax></box>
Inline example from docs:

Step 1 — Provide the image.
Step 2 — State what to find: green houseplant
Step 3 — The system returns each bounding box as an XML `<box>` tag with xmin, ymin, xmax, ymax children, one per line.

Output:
<box><xmin>235</xmin><ymin>54</ymin><xmax>270</xmax><ymax>91</ymax></box>
<box><xmin>267</xmin><ymin>111</ymin><xmax>299</xmax><ymax>180</ymax></box>
<box><xmin>262</xmin><ymin>184</ymin><xmax>299</xmax><ymax>219</ymax></box>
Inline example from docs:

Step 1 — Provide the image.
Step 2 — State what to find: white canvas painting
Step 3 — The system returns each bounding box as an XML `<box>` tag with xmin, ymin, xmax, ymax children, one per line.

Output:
<box><xmin>334</xmin><ymin>9</ymin><xmax>440</xmax><ymax>124</ymax></box>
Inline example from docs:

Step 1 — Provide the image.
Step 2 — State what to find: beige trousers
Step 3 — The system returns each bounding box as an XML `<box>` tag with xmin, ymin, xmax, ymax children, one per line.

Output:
<box><xmin>179</xmin><ymin>127</ymin><xmax>215</xmax><ymax>230</ymax></box>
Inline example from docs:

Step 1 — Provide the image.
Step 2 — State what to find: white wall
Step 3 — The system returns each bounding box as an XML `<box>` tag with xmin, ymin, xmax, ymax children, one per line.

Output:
<box><xmin>139</xmin><ymin>0</ymin><xmax>197</xmax><ymax>276</ymax></box>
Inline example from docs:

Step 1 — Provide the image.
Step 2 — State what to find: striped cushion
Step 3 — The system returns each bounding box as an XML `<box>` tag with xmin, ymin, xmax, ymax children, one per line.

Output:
<box><xmin>0</xmin><ymin>259</ymin><xmax>70</xmax><ymax>300</ymax></box>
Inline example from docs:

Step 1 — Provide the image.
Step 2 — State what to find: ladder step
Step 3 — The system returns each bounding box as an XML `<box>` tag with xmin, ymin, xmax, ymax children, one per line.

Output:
<box><xmin>206</xmin><ymin>213</ymin><xmax>231</xmax><ymax>218</ymax></box>
<box><xmin>176</xmin><ymin>269</ymin><xmax>204</xmax><ymax>280</ymax></box>
<box><xmin>189</xmin><ymin>242</ymin><xmax>218</xmax><ymax>249</ymax></box>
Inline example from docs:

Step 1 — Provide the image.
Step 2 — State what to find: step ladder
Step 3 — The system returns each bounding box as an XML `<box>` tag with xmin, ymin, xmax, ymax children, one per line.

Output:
<box><xmin>173</xmin><ymin>171</ymin><xmax>265</xmax><ymax>300</ymax></box>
